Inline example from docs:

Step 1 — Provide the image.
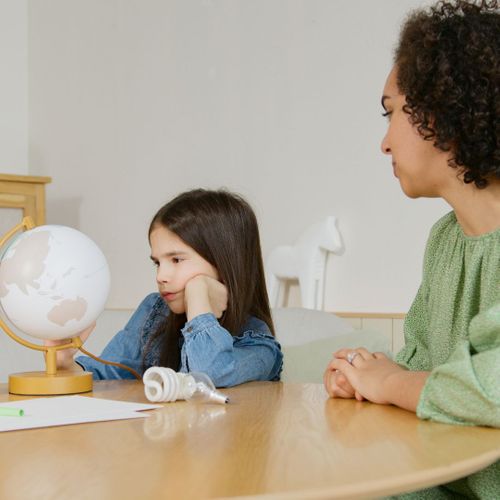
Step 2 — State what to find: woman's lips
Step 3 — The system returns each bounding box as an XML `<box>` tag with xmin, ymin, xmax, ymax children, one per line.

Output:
<box><xmin>162</xmin><ymin>292</ymin><xmax>177</xmax><ymax>301</ymax></box>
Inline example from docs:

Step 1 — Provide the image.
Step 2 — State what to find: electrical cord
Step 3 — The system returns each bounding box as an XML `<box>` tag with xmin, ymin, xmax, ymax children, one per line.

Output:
<box><xmin>77</xmin><ymin>346</ymin><xmax>142</xmax><ymax>380</ymax></box>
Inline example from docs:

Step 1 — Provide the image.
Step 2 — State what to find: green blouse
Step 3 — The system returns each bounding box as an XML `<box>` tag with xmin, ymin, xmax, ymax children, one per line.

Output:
<box><xmin>395</xmin><ymin>211</ymin><xmax>500</xmax><ymax>499</ymax></box>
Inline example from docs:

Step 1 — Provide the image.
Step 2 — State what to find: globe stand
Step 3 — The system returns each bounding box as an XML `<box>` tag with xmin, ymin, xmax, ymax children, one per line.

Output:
<box><xmin>8</xmin><ymin>371</ymin><xmax>93</xmax><ymax>396</ymax></box>
<box><xmin>0</xmin><ymin>217</ymin><xmax>93</xmax><ymax>396</ymax></box>
<box><xmin>7</xmin><ymin>336</ymin><xmax>93</xmax><ymax>396</ymax></box>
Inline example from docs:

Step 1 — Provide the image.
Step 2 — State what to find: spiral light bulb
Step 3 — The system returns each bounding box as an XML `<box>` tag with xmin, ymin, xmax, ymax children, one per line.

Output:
<box><xmin>143</xmin><ymin>367</ymin><xmax>229</xmax><ymax>405</ymax></box>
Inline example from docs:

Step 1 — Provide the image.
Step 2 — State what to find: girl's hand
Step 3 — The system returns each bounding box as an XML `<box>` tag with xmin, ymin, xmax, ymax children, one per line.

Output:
<box><xmin>43</xmin><ymin>322</ymin><xmax>95</xmax><ymax>371</ymax></box>
<box><xmin>184</xmin><ymin>275</ymin><xmax>228</xmax><ymax>321</ymax></box>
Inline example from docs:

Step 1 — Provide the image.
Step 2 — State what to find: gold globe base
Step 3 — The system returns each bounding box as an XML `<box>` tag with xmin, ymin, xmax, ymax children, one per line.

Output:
<box><xmin>8</xmin><ymin>370</ymin><xmax>93</xmax><ymax>395</ymax></box>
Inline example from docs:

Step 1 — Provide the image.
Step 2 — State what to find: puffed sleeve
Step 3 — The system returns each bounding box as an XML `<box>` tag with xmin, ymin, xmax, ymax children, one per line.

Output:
<box><xmin>416</xmin><ymin>304</ymin><xmax>500</xmax><ymax>427</ymax></box>
<box><xmin>179</xmin><ymin>313</ymin><xmax>283</xmax><ymax>387</ymax></box>
<box><xmin>395</xmin><ymin>283</ymin><xmax>433</xmax><ymax>372</ymax></box>
<box><xmin>395</xmin><ymin>222</ymin><xmax>440</xmax><ymax>372</ymax></box>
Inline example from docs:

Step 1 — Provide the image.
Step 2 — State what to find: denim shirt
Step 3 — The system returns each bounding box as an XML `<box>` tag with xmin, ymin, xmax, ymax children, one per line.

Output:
<box><xmin>76</xmin><ymin>293</ymin><xmax>283</xmax><ymax>387</ymax></box>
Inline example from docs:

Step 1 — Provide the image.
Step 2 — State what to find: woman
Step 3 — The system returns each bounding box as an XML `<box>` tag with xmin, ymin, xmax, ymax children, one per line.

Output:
<box><xmin>324</xmin><ymin>1</ymin><xmax>499</xmax><ymax>497</ymax></box>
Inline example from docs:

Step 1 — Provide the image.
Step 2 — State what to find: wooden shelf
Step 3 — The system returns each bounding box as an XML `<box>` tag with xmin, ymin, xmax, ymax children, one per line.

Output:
<box><xmin>334</xmin><ymin>311</ymin><xmax>406</xmax><ymax>319</ymax></box>
<box><xmin>0</xmin><ymin>173</ymin><xmax>52</xmax><ymax>226</ymax></box>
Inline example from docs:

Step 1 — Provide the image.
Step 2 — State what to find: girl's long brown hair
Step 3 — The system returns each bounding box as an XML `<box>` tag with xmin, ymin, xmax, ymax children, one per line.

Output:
<box><xmin>143</xmin><ymin>189</ymin><xmax>275</xmax><ymax>370</ymax></box>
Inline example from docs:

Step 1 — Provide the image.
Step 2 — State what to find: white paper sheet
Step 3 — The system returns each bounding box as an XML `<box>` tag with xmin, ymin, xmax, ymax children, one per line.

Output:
<box><xmin>0</xmin><ymin>395</ymin><xmax>162</xmax><ymax>432</ymax></box>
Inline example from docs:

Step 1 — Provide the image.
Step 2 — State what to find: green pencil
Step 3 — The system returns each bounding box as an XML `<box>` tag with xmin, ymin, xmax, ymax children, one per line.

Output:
<box><xmin>0</xmin><ymin>407</ymin><xmax>24</xmax><ymax>417</ymax></box>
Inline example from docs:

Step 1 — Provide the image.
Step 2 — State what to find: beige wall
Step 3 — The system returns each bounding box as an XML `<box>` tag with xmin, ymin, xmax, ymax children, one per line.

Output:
<box><xmin>0</xmin><ymin>0</ymin><xmax>28</xmax><ymax>175</ymax></box>
<box><xmin>26</xmin><ymin>0</ymin><xmax>448</xmax><ymax>312</ymax></box>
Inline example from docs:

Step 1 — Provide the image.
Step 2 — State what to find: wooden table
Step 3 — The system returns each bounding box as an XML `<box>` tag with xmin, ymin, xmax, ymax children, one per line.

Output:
<box><xmin>0</xmin><ymin>381</ymin><xmax>499</xmax><ymax>499</ymax></box>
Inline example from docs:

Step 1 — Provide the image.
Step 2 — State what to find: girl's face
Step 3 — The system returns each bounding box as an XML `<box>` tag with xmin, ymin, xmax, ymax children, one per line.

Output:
<box><xmin>149</xmin><ymin>225</ymin><xmax>219</xmax><ymax>314</ymax></box>
<box><xmin>380</xmin><ymin>67</ymin><xmax>452</xmax><ymax>198</ymax></box>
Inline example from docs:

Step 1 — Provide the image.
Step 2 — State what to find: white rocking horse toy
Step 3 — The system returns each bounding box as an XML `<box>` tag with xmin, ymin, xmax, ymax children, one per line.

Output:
<box><xmin>266</xmin><ymin>216</ymin><xmax>344</xmax><ymax>310</ymax></box>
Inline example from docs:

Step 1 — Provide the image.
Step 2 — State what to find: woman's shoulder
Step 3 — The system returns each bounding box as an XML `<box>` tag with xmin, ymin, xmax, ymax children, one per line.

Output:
<box><xmin>429</xmin><ymin>210</ymin><xmax>500</xmax><ymax>244</ymax></box>
<box><xmin>416</xmin><ymin>212</ymin><xmax>460</xmax><ymax>284</ymax></box>
<box><xmin>428</xmin><ymin>211</ymin><xmax>457</xmax><ymax>240</ymax></box>
<box><xmin>423</xmin><ymin>211</ymin><xmax>459</xmax><ymax>260</ymax></box>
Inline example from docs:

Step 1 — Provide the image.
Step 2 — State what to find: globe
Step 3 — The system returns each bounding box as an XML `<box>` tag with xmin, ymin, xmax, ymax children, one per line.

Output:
<box><xmin>0</xmin><ymin>225</ymin><xmax>110</xmax><ymax>341</ymax></box>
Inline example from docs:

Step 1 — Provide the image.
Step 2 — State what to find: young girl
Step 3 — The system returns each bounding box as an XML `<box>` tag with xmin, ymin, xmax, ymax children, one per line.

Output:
<box><xmin>52</xmin><ymin>188</ymin><xmax>283</xmax><ymax>387</ymax></box>
<box><xmin>324</xmin><ymin>1</ymin><xmax>499</xmax><ymax>498</ymax></box>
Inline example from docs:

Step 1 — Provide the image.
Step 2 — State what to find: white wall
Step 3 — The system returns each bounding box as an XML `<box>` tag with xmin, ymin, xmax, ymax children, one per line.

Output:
<box><xmin>27</xmin><ymin>0</ymin><xmax>448</xmax><ymax>313</ymax></box>
<box><xmin>0</xmin><ymin>0</ymin><xmax>28</xmax><ymax>175</ymax></box>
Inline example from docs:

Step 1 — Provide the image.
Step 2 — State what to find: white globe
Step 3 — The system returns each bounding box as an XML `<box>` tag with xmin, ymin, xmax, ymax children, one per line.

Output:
<box><xmin>0</xmin><ymin>225</ymin><xmax>110</xmax><ymax>340</ymax></box>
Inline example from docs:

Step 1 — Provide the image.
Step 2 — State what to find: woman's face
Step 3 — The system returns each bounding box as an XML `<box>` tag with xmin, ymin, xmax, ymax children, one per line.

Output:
<box><xmin>380</xmin><ymin>67</ymin><xmax>452</xmax><ymax>198</ymax></box>
<box><xmin>149</xmin><ymin>225</ymin><xmax>219</xmax><ymax>314</ymax></box>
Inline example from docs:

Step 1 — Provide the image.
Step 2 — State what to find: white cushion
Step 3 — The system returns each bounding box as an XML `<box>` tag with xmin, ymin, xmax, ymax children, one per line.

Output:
<box><xmin>272</xmin><ymin>307</ymin><xmax>354</xmax><ymax>347</ymax></box>
<box><xmin>272</xmin><ymin>307</ymin><xmax>391</xmax><ymax>383</ymax></box>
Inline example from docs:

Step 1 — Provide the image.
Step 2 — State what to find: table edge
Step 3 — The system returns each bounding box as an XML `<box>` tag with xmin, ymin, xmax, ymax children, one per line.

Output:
<box><xmin>231</xmin><ymin>446</ymin><xmax>500</xmax><ymax>500</ymax></box>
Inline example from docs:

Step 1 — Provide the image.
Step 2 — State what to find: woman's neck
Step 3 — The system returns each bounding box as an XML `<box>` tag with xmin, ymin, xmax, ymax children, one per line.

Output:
<box><xmin>442</xmin><ymin>177</ymin><xmax>500</xmax><ymax>236</ymax></box>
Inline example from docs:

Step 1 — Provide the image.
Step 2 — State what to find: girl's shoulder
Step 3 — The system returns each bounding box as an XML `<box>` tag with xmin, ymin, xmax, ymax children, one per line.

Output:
<box><xmin>139</xmin><ymin>292</ymin><xmax>167</xmax><ymax>308</ymax></box>
<box><xmin>126</xmin><ymin>293</ymin><xmax>169</xmax><ymax>333</ymax></box>
<box><xmin>135</xmin><ymin>292</ymin><xmax>169</xmax><ymax>317</ymax></box>
<box><xmin>237</xmin><ymin>315</ymin><xmax>275</xmax><ymax>340</ymax></box>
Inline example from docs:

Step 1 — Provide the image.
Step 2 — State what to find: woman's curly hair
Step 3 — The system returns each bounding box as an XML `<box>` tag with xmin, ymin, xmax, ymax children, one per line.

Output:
<box><xmin>395</xmin><ymin>0</ymin><xmax>499</xmax><ymax>188</ymax></box>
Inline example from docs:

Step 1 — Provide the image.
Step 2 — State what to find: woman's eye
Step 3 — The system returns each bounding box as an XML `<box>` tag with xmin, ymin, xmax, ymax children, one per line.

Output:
<box><xmin>172</xmin><ymin>257</ymin><xmax>183</xmax><ymax>264</ymax></box>
<box><xmin>381</xmin><ymin>110</ymin><xmax>392</xmax><ymax>120</ymax></box>
<box><xmin>152</xmin><ymin>261</ymin><xmax>159</xmax><ymax>268</ymax></box>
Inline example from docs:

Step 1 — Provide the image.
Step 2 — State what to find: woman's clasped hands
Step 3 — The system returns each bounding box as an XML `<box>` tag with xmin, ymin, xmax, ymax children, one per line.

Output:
<box><xmin>323</xmin><ymin>348</ymin><xmax>408</xmax><ymax>405</ymax></box>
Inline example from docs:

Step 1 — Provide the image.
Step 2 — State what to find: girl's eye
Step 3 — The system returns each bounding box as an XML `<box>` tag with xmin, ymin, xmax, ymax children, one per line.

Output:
<box><xmin>381</xmin><ymin>110</ymin><xmax>392</xmax><ymax>120</ymax></box>
<box><xmin>152</xmin><ymin>261</ymin><xmax>159</xmax><ymax>268</ymax></box>
<box><xmin>172</xmin><ymin>257</ymin><xmax>183</xmax><ymax>264</ymax></box>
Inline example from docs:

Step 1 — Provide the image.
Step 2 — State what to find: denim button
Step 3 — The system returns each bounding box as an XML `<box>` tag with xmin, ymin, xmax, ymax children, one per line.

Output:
<box><xmin>187</xmin><ymin>327</ymin><xmax>193</xmax><ymax>333</ymax></box>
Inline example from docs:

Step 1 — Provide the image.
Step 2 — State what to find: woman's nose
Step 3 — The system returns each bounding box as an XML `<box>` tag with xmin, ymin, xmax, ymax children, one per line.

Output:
<box><xmin>381</xmin><ymin>133</ymin><xmax>391</xmax><ymax>155</ymax></box>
